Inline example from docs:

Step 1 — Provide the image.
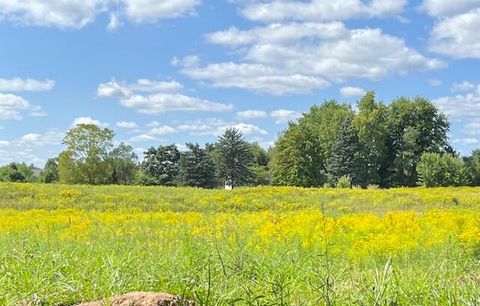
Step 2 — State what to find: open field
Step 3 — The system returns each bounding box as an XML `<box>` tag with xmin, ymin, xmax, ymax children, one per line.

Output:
<box><xmin>1</xmin><ymin>183</ymin><xmax>480</xmax><ymax>305</ymax></box>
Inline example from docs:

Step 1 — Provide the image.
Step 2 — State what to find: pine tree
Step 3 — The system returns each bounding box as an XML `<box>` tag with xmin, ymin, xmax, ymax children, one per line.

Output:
<box><xmin>327</xmin><ymin>118</ymin><xmax>362</xmax><ymax>186</ymax></box>
<box><xmin>216</xmin><ymin>128</ymin><xmax>253</xmax><ymax>188</ymax></box>
<box><xmin>178</xmin><ymin>143</ymin><xmax>217</xmax><ymax>188</ymax></box>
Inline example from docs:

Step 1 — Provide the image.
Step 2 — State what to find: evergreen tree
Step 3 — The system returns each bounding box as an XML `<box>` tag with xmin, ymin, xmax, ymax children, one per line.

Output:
<box><xmin>326</xmin><ymin>118</ymin><xmax>362</xmax><ymax>186</ymax></box>
<box><xmin>141</xmin><ymin>144</ymin><xmax>180</xmax><ymax>186</ymax></box>
<box><xmin>178</xmin><ymin>143</ymin><xmax>217</xmax><ymax>188</ymax></box>
<box><xmin>216</xmin><ymin>128</ymin><xmax>253</xmax><ymax>188</ymax></box>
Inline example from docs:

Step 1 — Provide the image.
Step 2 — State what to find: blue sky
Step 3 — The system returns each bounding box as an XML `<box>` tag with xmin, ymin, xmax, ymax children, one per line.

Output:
<box><xmin>0</xmin><ymin>0</ymin><xmax>479</xmax><ymax>166</ymax></box>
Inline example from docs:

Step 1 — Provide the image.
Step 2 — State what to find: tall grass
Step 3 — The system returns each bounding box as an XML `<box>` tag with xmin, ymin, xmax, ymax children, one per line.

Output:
<box><xmin>0</xmin><ymin>183</ymin><xmax>480</xmax><ymax>305</ymax></box>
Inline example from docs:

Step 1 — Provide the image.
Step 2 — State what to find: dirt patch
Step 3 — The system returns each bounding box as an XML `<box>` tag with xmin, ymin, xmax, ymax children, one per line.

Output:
<box><xmin>76</xmin><ymin>292</ymin><xmax>194</xmax><ymax>306</ymax></box>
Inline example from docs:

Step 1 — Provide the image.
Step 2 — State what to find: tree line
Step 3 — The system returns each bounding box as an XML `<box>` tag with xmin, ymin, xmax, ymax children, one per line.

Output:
<box><xmin>2</xmin><ymin>91</ymin><xmax>480</xmax><ymax>188</ymax></box>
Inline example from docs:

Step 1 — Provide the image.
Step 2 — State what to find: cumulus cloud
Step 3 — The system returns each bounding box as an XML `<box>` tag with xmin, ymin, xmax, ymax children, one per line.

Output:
<box><xmin>340</xmin><ymin>86</ymin><xmax>366</xmax><ymax>98</ymax></box>
<box><xmin>0</xmin><ymin>129</ymin><xmax>64</xmax><ymax>166</ymax></box>
<box><xmin>116</xmin><ymin>121</ymin><xmax>138</xmax><ymax>129</ymax></box>
<box><xmin>98</xmin><ymin>79</ymin><xmax>233</xmax><ymax>113</ymax></box>
<box><xmin>270</xmin><ymin>109</ymin><xmax>302</xmax><ymax>123</ymax></box>
<box><xmin>179</xmin><ymin>22</ymin><xmax>442</xmax><ymax>95</ymax></box>
<box><xmin>123</xmin><ymin>0</ymin><xmax>201</xmax><ymax>23</ymax></box>
<box><xmin>240</xmin><ymin>0</ymin><xmax>407</xmax><ymax>22</ymax></box>
<box><xmin>429</xmin><ymin>9</ymin><xmax>480</xmax><ymax>59</ymax></box>
<box><xmin>128</xmin><ymin>123</ymin><xmax>177</xmax><ymax>142</ymax></box>
<box><xmin>0</xmin><ymin>92</ymin><xmax>44</xmax><ymax>120</ymax></box>
<box><xmin>433</xmin><ymin>82</ymin><xmax>480</xmax><ymax>119</ymax></box>
<box><xmin>236</xmin><ymin>109</ymin><xmax>268</xmax><ymax>119</ymax></box>
<box><xmin>178</xmin><ymin>118</ymin><xmax>267</xmax><ymax>136</ymax></box>
<box><xmin>422</xmin><ymin>0</ymin><xmax>480</xmax><ymax>16</ymax></box>
<box><xmin>72</xmin><ymin>117</ymin><xmax>109</xmax><ymax>127</ymax></box>
<box><xmin>0</xmin><ymin>78</ymin><xmax>55</xmax><ymax>92</ymax></box>
<box><xmin>0</xmin><ymin>0</ymin><xmax>202</xmax><ymax>29</ymax></box>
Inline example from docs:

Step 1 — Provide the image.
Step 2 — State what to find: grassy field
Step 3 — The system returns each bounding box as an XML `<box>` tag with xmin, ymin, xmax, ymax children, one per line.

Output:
<box><xmin>1</xmin><ymin>183</ymin><xmax>480</xmax><ymax>305</ymax></box>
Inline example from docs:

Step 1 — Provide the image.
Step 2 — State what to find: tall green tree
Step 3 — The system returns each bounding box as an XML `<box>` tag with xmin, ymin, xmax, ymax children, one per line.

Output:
<box><xmin>61</xmin><ymin>124</ymin><xmax>115</xmax><ymax>185</ymax></box>
<box><xmin>41</xmin><ymin>158</ymin><xmax>59</xmax><ymax>183</ymax></box>
<box><xmin>249</xmin><ymin>142</ymin><xmax>272</xmax><ymax>186</ymax></box>
<box><xmin>58</xmin><ymin>150</ymin><xmax>79</xmax><ymax>184</ymax></box>
<box><xmin>141</xmin><ymin>144</ymin><xmax>180</xmax><ymax>186</ymax></box>
<box><xmin>216</xmin><ymin>128</ymin><xmax>253</xmax><ymax>188</ymax></box>
<box><xmin>178</xmin><ymin>143</ymin><xmax>217</xmax><ymax>188</ymax></box>
<box><xmin>108</xmin><ymin>143</ymin><xmax>138</xmax><ymax>185</ymax></box>
<box><xmin>271</xmin><ymin>101</ymin><xmax>353</xmax><ymax>187</ymax></box>
<box><xmin>326</xmin><ymin>118</ymin><xmax>363</xmax><ymax>186</ymax></box>
<box><xmin>388</xmin><ymin>97</ymin><xmax>450</xmax><ymax>186</ymax></box>
<box><xmin>352</xmin><ymin>91</ymin><xmax>390</xmax><ymax>187</ymax></box>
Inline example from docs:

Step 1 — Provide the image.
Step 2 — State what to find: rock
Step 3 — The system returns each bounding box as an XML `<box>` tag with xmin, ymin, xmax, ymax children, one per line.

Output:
<box><xmin>76</xmin><ymin>292</ymin><xmax>194</xmax><ymax>306</ymax></box>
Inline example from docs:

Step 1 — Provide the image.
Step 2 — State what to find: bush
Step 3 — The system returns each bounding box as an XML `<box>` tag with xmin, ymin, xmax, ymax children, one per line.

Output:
<box><xmin>417</xmin><ymin>153</ymin><xmax>470</xmax><ymax>187</ymax></box>
<box><xmin>336</xmin><ymin>175</ymin><xmax>352</xmax><ymax>188</ymax></box>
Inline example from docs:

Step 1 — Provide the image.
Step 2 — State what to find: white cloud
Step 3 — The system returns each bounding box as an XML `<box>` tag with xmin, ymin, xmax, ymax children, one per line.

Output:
<box><xmin>270</xmin><ymin>109</ymin><xmax>302</xmax><ymax>123</ymax></box>
<box><xmin>98</xmin><ymin>79</ymin><xmax>233</xmax><ymax>113</ymax></box>
<box><xmin>178</xmin><ymin>118</ymin><xmax>267</xmax><ymax>136</ymax></box>
<box><xmin>121</xmin><ymin>93</ymin><xmax>233</xmax><ymax>113</ymax></box>
<box><xmin>236</xmin><ymin>109</ymin><xmax>268</xmax><ymax>119</ymax></box>
<box><xmin>0</xmin><ymin>78</ymin><xmax>55</xmax><ymax>92</ymax></box>
<box><xmin>0</xmin><ymin>129</ymin><xmax>64</xmax><ymax>166</ymax></box>
<box><xmin>180</xmin><ymin>22</ymin><xmax>442</xmax><ymax>95</ymax></box>
<box><xmin>123</xmin><ymin>0</ymin><xmax>201</xmax><ymax>23</ymax></box>
<box><xmin>422</xmin><ymin>0</ymin><xmax>480</xmax><ymax>16</ymax></box>
<box><xmin>116</xmin><ymin>121</ymin><xmax>138</xmax><ymax>129</ymax></box>
<box><xmin>452</xmin><ymin>138</ymin><xmax>479</xmax><ymax>145</ymax></box>
<box><xmin>452</xmin><ymin>81</ymin><xmax>477</xmax><ymax>92</ymax></box>
<box><xmin>148</xmin><ymin>125</ymin><xmax>177</xmax><ymax>135</ymax></box>
<box><xmin>240</xmin><ymin>0</ymin><xmax>406</xmax><ymax>22</ymax></box>
<box><xmin>0</xmin><ymin>0</ymin><xmax>107</xmax><ymax>29</ymax></box>
<box><xmin>98</xmin><ymin>79</ymin><xmax>183</xmax><ymax>97</ymax></box>
<box><xmin>0</xmin><ymin>0</ymin><xmax>201</xmax><ymax>29</ymax></box>
<box><xmin>0</xmin><ymin>92</ymin><xmax>44</xmax><ymax>120</ymax></box>
<box><xmin>429</xmin><ymin>9</ymin><xmax>480</xmax><ymax>59</ymax></box>
<box><xmin>129</xmin><ymin>134</ymin><xmax>157</xmax><ymax>143</ymax></box>
<box><xmin>340</xmin><ymin>86</ymin><xmax>366</xmax><ymax>97</ymax></box>
<box><xmin>433</xmin><ymin>82</ymin><xmax>480</xmax><ymax>118</ymax></box>
<box><xmin>72</xmin><ymin>117</ymin><xmax>109</xmax><ymax>127</ymax></box>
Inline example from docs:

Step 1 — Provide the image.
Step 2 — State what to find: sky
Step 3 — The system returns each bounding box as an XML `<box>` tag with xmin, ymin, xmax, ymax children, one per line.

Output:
<box><xmin>0</xmin><ymin>0</ymin><xmax>480</xmax><ymax>167</ymax></box>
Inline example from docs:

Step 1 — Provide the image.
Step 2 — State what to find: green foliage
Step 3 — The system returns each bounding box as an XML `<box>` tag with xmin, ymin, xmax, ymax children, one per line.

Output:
<box><xmin>336</xmin><ymin>175</ymin><xmax>352</xmax><ymax>188</ymax></box>
<box><xmin>249</xmin><ymin>142</ymin><xmax>271</xmax><ymax>186</ymax></box>
<box><xmin>416</xmin><ymin>153</ymin><xmax>470</xmax><ymax>187</ymax></box>
<box><xmin>0</xmin><ymin>163</ymin><xmax>34</xmax><ymax>182</ymax></box>
<box><xmin>41</xmin><ymin>158</ymin><xmax>59</xmax><ymax>183</ymax></box>
<box><xmin>107</xmin><ymin>143</ymin><xmax>138</xmax><ymax>185</ymax></box>
<box><xmin>62</xmin><ymin>124</ymin><xmax>115</xmax><ymax>185</ymax></box>
<box><xmin>178</xmin><ymin>143</ymin><xmax>217</xmax><ymax>188</ymax></box>
<box><xmin>58</xmin><ymin>150</ymin><xmax>79</xmax><ymax>184</ymax></box>
<box><xmin>327</xmin><ymin>118</ymin><xmax>363</xmax><ymax>186</ymax></box>
<box><xmin>352</xmin><ymin>91</ymin><xmax>390</xmax><ymax>187</ymax></box>
<box><xmin>216</xmin><ymin>128</ymin><xmax>253</xmax><ymax>188</ymax></box>
<box><xmin>141</xmin><ymin>144</ymin><xmax>180</xmax><ymax>186</ymax></box>
<box><xmin>464</xmin><ymin>149</ymin><xmax>480</xmax><ymax>186</ymax></box>
<box><xmin>388</xmin><ymin>97</ymin><xmax>450</xmax><ymax>187</ymax></box>
<box><xmin>272</xmin><ymin>101</ymin><xmax>352</xmax><ymax>187</ymax></box>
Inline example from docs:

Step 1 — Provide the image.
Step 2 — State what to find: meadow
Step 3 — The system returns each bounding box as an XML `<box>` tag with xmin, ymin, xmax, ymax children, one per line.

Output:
<box><xmin>1</xmin><ymin>183</ymin><xmax>480</xmax><ymax>305</ymax></box>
